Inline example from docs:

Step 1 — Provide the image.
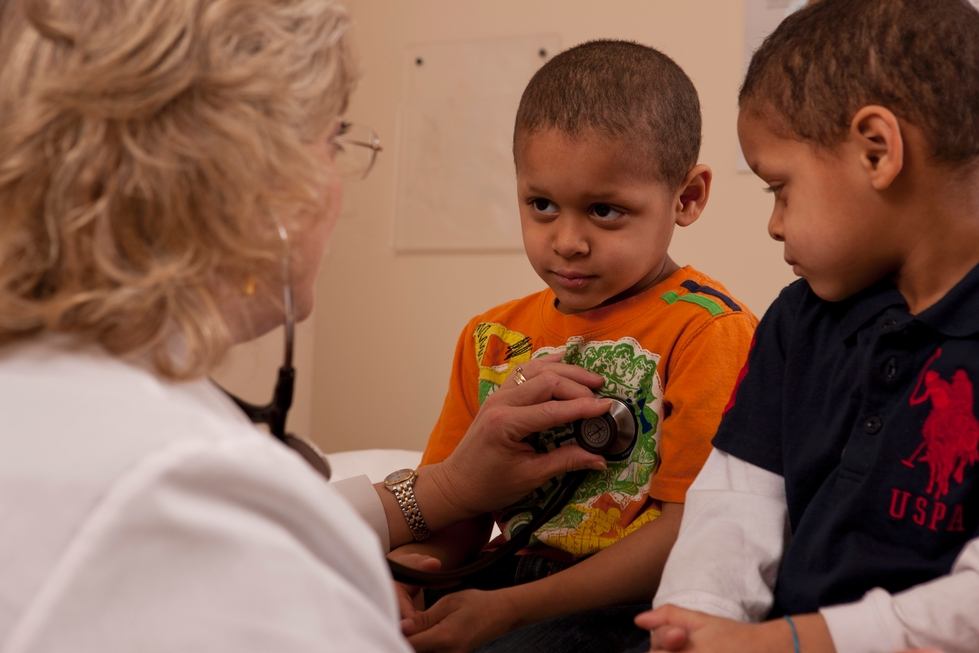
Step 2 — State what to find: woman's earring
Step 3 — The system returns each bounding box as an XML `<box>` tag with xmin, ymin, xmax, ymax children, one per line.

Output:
<box><xmin>243</xmin><ymin>276</ymin><xmax>257</xmax><ymax>296</ymax></box>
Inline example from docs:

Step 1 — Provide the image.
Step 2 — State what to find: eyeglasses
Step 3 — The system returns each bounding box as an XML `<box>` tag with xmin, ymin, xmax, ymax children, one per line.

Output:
<box><xmin>332</xmin><ymin>121</ymin><xmax>382</xmax><ymax>179</ymax></box>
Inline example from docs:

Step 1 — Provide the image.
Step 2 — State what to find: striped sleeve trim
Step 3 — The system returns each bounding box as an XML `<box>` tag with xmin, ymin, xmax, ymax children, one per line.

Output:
<box><xmin>661</xmin><ymin>280</ymin><xmax>742</xmax><ymax>316</ymax></box>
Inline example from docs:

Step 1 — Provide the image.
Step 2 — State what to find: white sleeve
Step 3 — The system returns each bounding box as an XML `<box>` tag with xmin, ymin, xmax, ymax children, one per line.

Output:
<box><xmin>332</xmin><ymin>474</ymin><xmax>390</xmax><ymax>551</ymax></box>
<box><xmin>6</xmin><ymin>437</ymin><xmax>412</xmax><ymax>653</ymax></box>
<box><xmin>820</xmin><ymin>537</ymin><xmax>979</xmax><ymax>653</ymax></box>
<box><xmin>653</xmin><ymin>448</ymin><xmax>789</xmax><ymax>621</ymax></box>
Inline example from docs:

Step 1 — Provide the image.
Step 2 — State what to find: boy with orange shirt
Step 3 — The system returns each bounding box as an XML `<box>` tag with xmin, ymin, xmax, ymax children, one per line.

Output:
<box><xmin>397</xmin><ymin>40</ymin><xmax>756</xmax><ymax>652</ymax></box>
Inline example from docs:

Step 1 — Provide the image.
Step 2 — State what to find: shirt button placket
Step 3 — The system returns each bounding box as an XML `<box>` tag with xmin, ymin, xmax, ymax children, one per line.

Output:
<box><xmin>863</xmin><ymin>415</ymin><xmax>883</xmax><ymax>434</ymax></box>
<box><xmin>882</xmin><ymin>356</ymin><xmax>899</xmax><ymax>383</ymax></box>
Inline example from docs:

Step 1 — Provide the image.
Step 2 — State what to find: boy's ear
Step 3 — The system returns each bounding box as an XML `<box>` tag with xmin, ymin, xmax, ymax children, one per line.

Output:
<box><xmin>849</xmin><ymin>105</ymin><xmax>904</xmax><ymax>190</ymax></box>
<box><xmin>674</xmin><ymin>164</ymin><xmax>711</xmax><ymax>227</ymax></box>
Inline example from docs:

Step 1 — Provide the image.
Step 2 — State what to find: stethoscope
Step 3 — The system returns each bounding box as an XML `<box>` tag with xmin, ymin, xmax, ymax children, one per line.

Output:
<box><xmin>218</xmin><ymin>224</ymin><xmax>332</xmax><ymax>479</ymax></box>
<box><xmin>218</xmin><ymin>225</ymin><xmax>638</xmax><ymax>587</ymax></box>
<box><xmin>388</xmin><ymin>398</ymin><xmax>637</xmax><ymax>587</ymax></box>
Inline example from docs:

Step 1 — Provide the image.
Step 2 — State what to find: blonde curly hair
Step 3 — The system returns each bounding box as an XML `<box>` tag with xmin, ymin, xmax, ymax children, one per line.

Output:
<box><xmin>0</xmin><ymin>0</ymin><xmax>355</xmax><ymax>378</ymax></box>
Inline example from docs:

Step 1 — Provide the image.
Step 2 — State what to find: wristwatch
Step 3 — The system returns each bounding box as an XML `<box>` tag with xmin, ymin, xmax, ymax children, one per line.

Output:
<box><xmin>383</xmin><ymin>468</ymin><xmax>431</xmax><ymax>541</ymax></box>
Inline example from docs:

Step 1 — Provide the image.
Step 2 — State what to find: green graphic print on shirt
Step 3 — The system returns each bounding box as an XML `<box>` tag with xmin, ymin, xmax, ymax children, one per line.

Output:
<box><xmin>480</xmin><ymin>332</ymin><xmax>664</xmax><ymax>557</ymax></box>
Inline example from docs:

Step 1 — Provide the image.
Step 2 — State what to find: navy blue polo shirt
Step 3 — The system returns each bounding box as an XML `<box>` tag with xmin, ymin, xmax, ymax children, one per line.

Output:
<box><xmin>713</xmin><ymin>265</ymin><xmax>979</xmax><ymax>616</ymax></box>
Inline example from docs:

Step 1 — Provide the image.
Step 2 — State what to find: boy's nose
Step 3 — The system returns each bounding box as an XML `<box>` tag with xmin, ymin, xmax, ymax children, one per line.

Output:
<box><xmin>767</xmin><ymin>211</ymin><xmax>785</xmax><ymax>242</ymax></box>
<box><xmin>552</xmin><ymin>218</ymin><xmax>590</xmax><ymax>257</ymax></box>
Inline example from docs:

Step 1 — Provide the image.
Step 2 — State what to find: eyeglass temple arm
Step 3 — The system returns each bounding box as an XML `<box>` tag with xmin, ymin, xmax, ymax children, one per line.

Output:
<box><xmin>346</xmin><ymin>138</ymin><xmax>382</xmax><ymax>151</ymax></box>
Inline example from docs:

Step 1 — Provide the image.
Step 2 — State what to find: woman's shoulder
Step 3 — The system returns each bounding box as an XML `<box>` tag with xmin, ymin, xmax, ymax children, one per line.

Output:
<box><xmin>0</xmin><ymin>335</ymin><xmax>262</xmax><ymax>460</ymax></box>
<box><xmin>0</xmin><ymin>335</ymin><xmax>322</xmax><ymax>534</ymax></box>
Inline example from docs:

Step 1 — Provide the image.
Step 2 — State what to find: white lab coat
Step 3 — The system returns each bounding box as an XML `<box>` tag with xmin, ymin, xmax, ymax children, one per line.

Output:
<box><xmin>0</xmin><ymin>336</ymin><xmax>411</xmax><ymax>652</ymax></box>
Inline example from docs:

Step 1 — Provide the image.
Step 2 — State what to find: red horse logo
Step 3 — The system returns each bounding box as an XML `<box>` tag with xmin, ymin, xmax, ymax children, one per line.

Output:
<box><xmin>902</xmin><ymin>348</ymin><xmax>979</xmax><ymax>499</ymax></box>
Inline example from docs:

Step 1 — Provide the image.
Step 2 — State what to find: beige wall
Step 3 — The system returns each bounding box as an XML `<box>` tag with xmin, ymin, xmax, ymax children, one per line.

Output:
<box><xmin>220</xmin><ymin>0</ymin><xmax>796</xmax><ymax>454</ymax></box>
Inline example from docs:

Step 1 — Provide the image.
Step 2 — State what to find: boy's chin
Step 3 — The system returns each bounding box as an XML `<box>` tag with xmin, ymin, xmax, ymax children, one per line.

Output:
<box><xmin>805</xmin><ymin>277</ymin><xmax>862</xmax><ymax>304</ymax></box>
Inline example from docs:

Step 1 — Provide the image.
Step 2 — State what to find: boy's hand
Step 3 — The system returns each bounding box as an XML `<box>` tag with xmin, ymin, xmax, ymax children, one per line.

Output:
<box><xmin>637</xmin><ymin>605</ymin><xmax>836</xmax><ymax>653</ymax></box>
<box><xmin>402</xmin><ymin>588</ymin><xmax>520</xmax><ymax>652</ymax></box>
<box><xmin>638</xmin><ymin>605</ymin><xmax>756</xmax><ymax>652</ymax></box>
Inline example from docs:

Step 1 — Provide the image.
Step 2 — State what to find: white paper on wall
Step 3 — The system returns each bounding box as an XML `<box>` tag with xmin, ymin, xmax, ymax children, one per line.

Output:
<box><xmin>394</xmin><ymin>34</ymin><xmax>561</xmax><ymax>252</ymax></box>
<box><xmin>739</xmin><ymin>0</ymin><xmax>805</xmax><ymax>172</ymax></box>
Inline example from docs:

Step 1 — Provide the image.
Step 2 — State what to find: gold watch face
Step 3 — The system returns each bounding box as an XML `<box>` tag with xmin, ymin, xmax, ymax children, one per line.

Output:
<box><xmin>384</xmin><ymin>468</ymin><xmax>415</xmax><ymax>486</ymax></box>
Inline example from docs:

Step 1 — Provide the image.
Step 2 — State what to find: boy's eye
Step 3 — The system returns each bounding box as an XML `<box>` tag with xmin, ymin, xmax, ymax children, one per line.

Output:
<box><xmin>530</xmin><ymin>198</ymin><xmax>558</xmax><ymax>214</ymax></box>
<box><xmin>763</xmin><ymin>183</ymin><xmax>784</xmax><ymax>197</ymax></box>
<box><xmin>590</xmin><ymin>203</ymin><xmax>624</xmax><ymax>220</ymax></box>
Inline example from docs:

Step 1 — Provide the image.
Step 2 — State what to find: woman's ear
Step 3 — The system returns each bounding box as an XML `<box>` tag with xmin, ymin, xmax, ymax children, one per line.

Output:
<box><xmin>674</xmin><ymin>164</ymin><xmax>712</xmax><ymax>227</ymax></box>
<box><xmin>849</xmin><ymin>105</ymin><xmax>904</xmax><ymax>190</ymax></box>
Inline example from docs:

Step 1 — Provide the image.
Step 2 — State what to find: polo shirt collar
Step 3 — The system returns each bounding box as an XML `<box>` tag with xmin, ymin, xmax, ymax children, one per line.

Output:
<box><xmin>836</xmin><ymin>261</ymin><xmax>979</xmax><ymax>340</ymax></box>
<box><xmin>837</xmin><ymin>281</ymin><xmax>905</xmax><ymax>341</ymax></box>
<box><xmin>914</xmin><ymin>261</ymin><xmax>979</xmax><ymax>337</ymax></box>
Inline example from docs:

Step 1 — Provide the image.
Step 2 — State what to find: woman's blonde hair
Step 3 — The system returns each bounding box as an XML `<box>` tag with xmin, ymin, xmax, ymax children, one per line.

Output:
<box><xmin>0</xmin><ymin>0</ymin><xmax>355</xmax><ymax>377</ymax></box>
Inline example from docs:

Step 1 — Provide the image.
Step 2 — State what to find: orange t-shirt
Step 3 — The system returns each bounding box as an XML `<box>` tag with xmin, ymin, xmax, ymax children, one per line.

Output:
<box><xmin>422</xmin><ymin>266</ymin><xmax>757</xmax><ymax>557</ymax></box>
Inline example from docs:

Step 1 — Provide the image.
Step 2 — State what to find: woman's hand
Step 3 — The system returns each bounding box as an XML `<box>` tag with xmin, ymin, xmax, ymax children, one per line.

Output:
<box><xmin>387</xmin><ymin>552</ymin><xmax>442</xmax><ymax>620</ymax></box>
<box><xmin>423</xmin><ymin>353</ymin><xmax>611</xmax><ymax>518</ymax></box>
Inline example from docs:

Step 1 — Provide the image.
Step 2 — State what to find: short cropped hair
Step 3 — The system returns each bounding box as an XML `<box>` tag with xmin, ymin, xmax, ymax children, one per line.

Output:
<box><xmin>0</xmin><ymin>0</ymin><xmax>355</xmax><ymax>378</ymax></box>
<box><xmin>514</xmin><ymin>39</ymin><xmax>701</xmax><ymax>189</ymax></box>
<box><xmin>740</xmin><ymin>0</ymin><xmax>979</xmax><ymax>163</ymax></box>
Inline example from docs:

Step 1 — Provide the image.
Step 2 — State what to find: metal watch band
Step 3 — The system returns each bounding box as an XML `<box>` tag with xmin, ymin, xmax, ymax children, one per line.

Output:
<box><xmin>387</xmin><ymin>472</ymin><xmax>431</xmax><ymax>541</ymax></box>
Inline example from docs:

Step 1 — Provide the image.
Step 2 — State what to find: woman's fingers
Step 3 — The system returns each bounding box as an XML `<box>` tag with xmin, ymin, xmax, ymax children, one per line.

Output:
<box><xmin>500</xmin><ymin>366</ymin><xmax>606</xmax><ymax>402</ymax></box>
<box><xmin>503</xmin><ymin>356</ymin><xmax>604</xmax><ymax>391</ymax></box>
<box><xmin>434</xmin><ymin>355</ymin><xmax>616</xmax><ymax>515</ymax></box>
<box><xmin>503</xmin><ymin>396</ymin><xmax>613</xmax><ymax>439</ymax></box>
<box><xmin>475</xmin><ymin>382</ymin><xmax>613</xmax><ymax>446</ymax></box>
<box><xmin>485</xmin><ymin>363</ymin><xmax>617</xmax><ymax>445</ymax></box>
<box><xmin>528</xmin><ymin>437</ymin><xmax>608</xmax><ymax>476</ymax></box>
<box><xmin>492</xmin><ymin>365</ymin><xmax>613</xmax><ymax>434</ymax></box>
<box><xmin>391</xmin><ymin>552</ymin><xmax>443</xmax><ymax>572</ymax></box>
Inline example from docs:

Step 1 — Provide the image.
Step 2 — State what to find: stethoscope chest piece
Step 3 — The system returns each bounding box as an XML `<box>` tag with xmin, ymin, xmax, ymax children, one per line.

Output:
<box><xmin>574</xmin><ymin>397</ymin><xmax>637</xmax><ymax>459</ymax></box>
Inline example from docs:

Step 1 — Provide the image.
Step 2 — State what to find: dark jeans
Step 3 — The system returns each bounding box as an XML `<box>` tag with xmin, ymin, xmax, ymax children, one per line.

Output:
<box><xmin>422</xmin><ymin>551</ymin><xmax>574</xmax><ymax>605</ymax></box>
<box><xmin>475</xmin><ymin>602</ymin><xmax>651</xmax><ymax>653</ymax></box>
<box><xmin>424</xmin><ymin>553</ymin><xmax>650</xmax><ymax>653</ymax></box>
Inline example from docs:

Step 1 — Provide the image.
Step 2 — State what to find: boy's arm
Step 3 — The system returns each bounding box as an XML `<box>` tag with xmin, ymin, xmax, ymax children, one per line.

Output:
<box><xmin>639</xmin><ymin>449</ymin><xmax>809</xmax><ymax>653</ymax></box>
<box><xmin>653</xmin><ymin>448</ymin><xmax>789</xmax><ymax>620</ymax></box>
<box><xmin>404</xmin><ymin>502</ymin><xmax>684</xmax><ymax>651</ymax></box>
<box><xmin>819</xmin><ymin>538</ymin><xmax>979</xmax><ymax>653</ymax></box>
<box><xmin>501</xmin><ymin>500</ymin><xmax>684</xmax><ymax>621</ymax></box>
<box><xmin>651</xmin><ymin>454</ymin><xmax>979</xmax><ymax>653</ymax></box>
<box><xmin>641</xmin><ymin>539</ymin><xmax>979</xmax><ymax>653</ymax></box>
<box><xmin>650</xmin><ymin>311</ymin><xmax>758</xmax><ymax>504</ymax></box>
<box><xmin>652</xmin><ymin>287</ymin><xmax>795</xmax><ymax>619</ymax></box>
